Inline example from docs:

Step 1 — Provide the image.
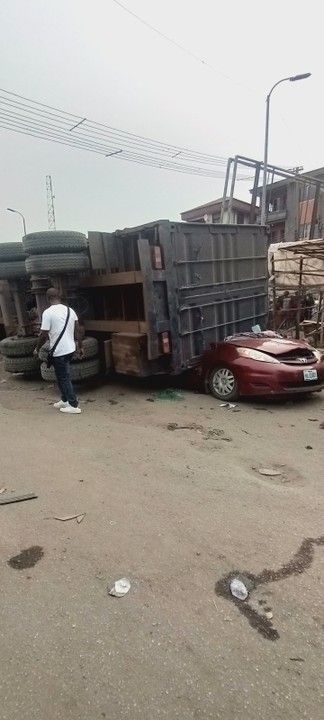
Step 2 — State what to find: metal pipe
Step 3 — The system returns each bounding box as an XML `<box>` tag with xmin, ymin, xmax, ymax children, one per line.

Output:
<box><xmin>227</xmin><ymin>156</ymin><xmax>238</xmax><ymax>223</ymax></box>
<box><xmin>220</xmin><ymin>158</ymin><xmax>232</xmax><ymax>223</ymax></box>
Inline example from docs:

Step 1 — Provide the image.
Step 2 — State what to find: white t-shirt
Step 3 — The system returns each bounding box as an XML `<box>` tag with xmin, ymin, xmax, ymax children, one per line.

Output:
<box><xmin>41</xmin><ymin>304</ymin><xmax>78</xmax><ymax>357</ymax></box>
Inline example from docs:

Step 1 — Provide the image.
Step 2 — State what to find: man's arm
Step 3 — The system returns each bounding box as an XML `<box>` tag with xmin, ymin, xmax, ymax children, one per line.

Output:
<box><xmin>74</xmin><ymin>321</ymin><xmax>84</xmax><ymax>358</ymax></box>
<box><xmin>34</xmin><ymin>309</ymin><xmax>50</xmax><ymax>355</ymax></box>
<box><xmin>34</xmin><ymin>330</ymin><xmax>49</xmax><ymax>355</ymax></box>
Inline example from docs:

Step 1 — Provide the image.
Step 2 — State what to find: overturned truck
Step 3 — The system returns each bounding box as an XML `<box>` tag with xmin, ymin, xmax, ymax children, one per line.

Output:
<box><xmin>81</xmin><ymin>220</ymin><xmax>268</xmax><ymax>377</ymax></box>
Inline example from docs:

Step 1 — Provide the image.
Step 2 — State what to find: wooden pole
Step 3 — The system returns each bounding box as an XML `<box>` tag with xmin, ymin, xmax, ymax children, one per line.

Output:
<box><xmin>295</xmin><ymin>257</ymin><xmax>303</xmax><ymax>339</ymax></box>
<box><xmin>320</xmin><ymin>300</ymin><xmax>324</xmax><ymax>348</ymax></box>
<box><xmin>314</xmin><ymin>291</ymin><xmax>322</xmax><ymax>348</ymax></box>
<box><xmin>309</xmin><ymin>182</ymin><xmax>320</xmax><ymax>239</ymax></box>
<box><xmin>271</xmin><ymin>254</ymin><xmax>277</xmax><ymax>330</ymax></box>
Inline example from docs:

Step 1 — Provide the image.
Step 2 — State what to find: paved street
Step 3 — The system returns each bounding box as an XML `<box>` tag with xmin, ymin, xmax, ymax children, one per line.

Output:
<box><xmin>1</xmin><ymin>366</ymin><xmax>324</xmax><ymax>719</ymax></box>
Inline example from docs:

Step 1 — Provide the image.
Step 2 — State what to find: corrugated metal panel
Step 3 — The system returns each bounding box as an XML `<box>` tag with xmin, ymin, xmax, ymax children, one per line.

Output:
<box><xmin>169</xmin><ymin>223</ymin><xmax>268</xmax><ymax>367</ymax></box>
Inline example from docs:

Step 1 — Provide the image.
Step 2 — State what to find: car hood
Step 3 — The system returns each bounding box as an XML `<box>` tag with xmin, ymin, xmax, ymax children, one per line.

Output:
<box><xmin>225</xmin><ymin>337</ymin><xmax>312</xmax><ymax>356</ymax></box>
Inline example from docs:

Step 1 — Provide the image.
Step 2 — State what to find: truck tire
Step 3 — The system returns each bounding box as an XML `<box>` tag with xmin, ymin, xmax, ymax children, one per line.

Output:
<box><xmin>0</xmin><ymin>336</ymin><xmax>38</xmax><ymax>358</ymax></box>
<box><xmin>0</xmin><ymin>261</ymin><xmax>27</xmax><ymax>279</ymax></box>
<box><xmin>4</xmin><ymin>354</ymin><xmax>40</xmax><ymax>374</ymax></box>
<box><xmin>0</xmin><ymin>242</ymin><xmax>26</xmax><ymax>261</ymax></box>
<box><xmin>40</xmin><ymin>358</ymin><xmax>100</xmax><ymax>382</ymax></box>
<box><xmin>23</xmin><ymin>231</ymin><xmax>87</xmax><ymax>256</ymax></box>
<box><xmin>208</xmin><ymin>366</ymin><xmax>239</xmax><ymax>402</ymax></box>
<box><xmin>38</xmin><ymin>336</ymin><xmax>98</xmax><ymax>362</ymax></box>
<box><xmin>25</xmin><ymin>253</ymin><xmax>90</xmax><ymax>275</ymax></box>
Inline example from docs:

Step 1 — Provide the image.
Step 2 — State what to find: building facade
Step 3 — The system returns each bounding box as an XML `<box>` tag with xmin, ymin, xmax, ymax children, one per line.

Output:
<box><xmin>181</xmin><ymin>197</ymin><xmax>257</xmax><ymax>225</ymax></box>
<box><xmin>256</xmin><ymin>167</ymin><xmax>324</xmax><ymax>243</ymax></box>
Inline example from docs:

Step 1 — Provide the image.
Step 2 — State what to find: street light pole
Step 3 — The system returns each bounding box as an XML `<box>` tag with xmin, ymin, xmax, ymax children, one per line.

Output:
<box><xmin>261</xmin><ymin>73</ymin><xmax>311</xmax><ymax>226</ymax></box>
<box><xmin>6</xmin><ymin>207</ymin><xmax>27</xmax><ymax>236</ymax></box>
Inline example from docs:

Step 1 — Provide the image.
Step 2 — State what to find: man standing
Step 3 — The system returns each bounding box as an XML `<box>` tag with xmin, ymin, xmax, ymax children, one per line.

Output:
<box><xmin>34</xmin><ymin>288</ymin><xmax>84</xmax><ymax>414</ymax></box>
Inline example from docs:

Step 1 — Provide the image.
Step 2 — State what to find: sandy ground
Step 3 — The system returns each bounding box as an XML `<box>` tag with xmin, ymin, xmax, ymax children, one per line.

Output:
<box><xmin>1</xmin><ymin>360</ymin><xmax>324</xmax><ymax>720</ymax></box>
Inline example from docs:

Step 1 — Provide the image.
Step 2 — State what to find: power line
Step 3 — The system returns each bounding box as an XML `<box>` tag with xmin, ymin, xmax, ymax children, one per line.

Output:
<box><xmin>111</xmin><ymin>0</ymin><xmax>258</xmax><ymax>94</ymax></box>
<box><xmin>0</xmin><ymin>88</ymin><xmax>228</xmax><ymax>163</ymax></box>
<box><xmin>0</xmin><ymin>97</ymin><xmax>227</xmax><ymax>165</ymax></box>
<box><xmin>0</xmin><ymin>117</ymin><xmax>229</xmax><ymax>178</ymax></box>
<box><xmin>0</xmin><ymin>88</ymin><xmax>240</xmax><ymax>179</ymax></box>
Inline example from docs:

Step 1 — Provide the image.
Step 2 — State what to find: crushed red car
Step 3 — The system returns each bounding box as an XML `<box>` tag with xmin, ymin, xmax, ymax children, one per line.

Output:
<box><xmin>198</xmin><ymin>331</ymin><xmax>324</xmax><ymax>401</ymax></box>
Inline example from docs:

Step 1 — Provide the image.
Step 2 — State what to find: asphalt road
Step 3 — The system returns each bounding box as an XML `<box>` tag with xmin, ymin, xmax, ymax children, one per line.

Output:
<box><xmin>1</xmin><ymin>364</ymin><xmax>324</xmax><ymax>719</ymax></box>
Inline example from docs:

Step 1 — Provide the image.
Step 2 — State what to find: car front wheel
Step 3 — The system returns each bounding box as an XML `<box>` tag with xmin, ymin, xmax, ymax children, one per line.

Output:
<box><xmin>208</xmin><ymin>366</ymin><xmax>239</xmax><ymax>401</ymax></box>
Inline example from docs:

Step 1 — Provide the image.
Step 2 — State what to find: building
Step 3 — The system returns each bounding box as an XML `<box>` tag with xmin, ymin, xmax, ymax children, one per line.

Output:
<box><xmin>255</xmin><ymin>166</ymin><xmax>324</xmax><ymax>244</ymax></box>
<box><xmin>180</xmin><ymin>197</ymin><xmax>257</xmax><ymax>225</ymax></box>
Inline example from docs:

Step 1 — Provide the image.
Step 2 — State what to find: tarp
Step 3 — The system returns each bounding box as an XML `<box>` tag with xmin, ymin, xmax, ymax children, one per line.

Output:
<box><xmin>269</xmin><ymin>239</ymin><xmax>324</xmax><ymax>290</ymax></box>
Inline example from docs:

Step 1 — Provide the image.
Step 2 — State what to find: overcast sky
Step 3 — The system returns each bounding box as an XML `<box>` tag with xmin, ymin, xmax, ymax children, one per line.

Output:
<box><xmin>0</xmin><ymin>0</ymin><xmax>321</xmax><ymax>242</ymax></box>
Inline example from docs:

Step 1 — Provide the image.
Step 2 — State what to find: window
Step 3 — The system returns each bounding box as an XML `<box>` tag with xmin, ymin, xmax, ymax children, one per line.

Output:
<box><xmin>236</xmin><ymin>211</ymin><xmax>245</xmax><ymax>224</ymax></box>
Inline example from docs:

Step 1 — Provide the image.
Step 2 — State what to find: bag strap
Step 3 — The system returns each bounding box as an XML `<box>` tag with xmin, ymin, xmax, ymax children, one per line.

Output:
<box><xmin>49</xmin><ymin>307</ymin><xmax>71</xmax><ymax>356</ymax></box>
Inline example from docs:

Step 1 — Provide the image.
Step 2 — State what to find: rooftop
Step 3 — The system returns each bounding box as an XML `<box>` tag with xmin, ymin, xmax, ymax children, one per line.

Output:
<box><xmin>181</xmin><ymin>196</ymin><xmax>255</xmax><ymax>218</ymax></box>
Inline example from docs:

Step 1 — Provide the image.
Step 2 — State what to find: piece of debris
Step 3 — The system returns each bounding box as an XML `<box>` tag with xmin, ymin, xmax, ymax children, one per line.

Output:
<box><xmin>54</xmin><ymin>513</ymin><xmax>85</xmax><ymax>522</ymax></box>
<box><xmin>109</xmin><ymin>577</ymin><xmax>131</xmax><ymax>597</ymax></box>
<box><xmin>0</xmin><ymin>488</ymin><xmax>6</xmax><ymax>494</ymax></box>
<box><xmin>308</xmin><ymin>418</ymin><xmax>318</xmax><ymax>422</ymax></box>
<box><xmin>230</xmin><ymin>578</ymin><xmax>248</xmax><ymax>601</ymax></box>
<box><xmin>0</xmin><ymin>379</ymin><xmax>7</xmax><ymax>383</ymax></box>
<box><xmin>258</xmin><ymin>469</ymin><xmax>282</xmax><ymax>477</ymax></box>
<box><xmin>146</xmin><ymin>397</ymin><xmax>155</xmax><ymax>402</ymax></box>
<box><xmin>290</xmin><ymin>657</ymin><xmax>305</xmax><ymax>662</ymax></box>
<box><xmin>265</xmin><ymin>611</ymin><xmax>273</xmax><ymax>620</ymax></box>
<box><xmin>154</xmin><ymin>388</ymin><xmax>183</xmax><ymax>401</ymax></box>
<box><xmin>109</xmin><ymin>399</ymin><xmax>118</xmax><ymax>405</ymax></box>
<box><xmin>0</xmin><ymin>492</ymin><xmax>37</xmax><ymax>506</ymax></box>
<box><xmin>305</xmin><ymin>445</ymin><xmax>313</xmax><ymax>450</ymax></box>
<box><xmin>167</xmin><ymin>422</ymin><xmax>202</xmax><ymax>432</ymax></box>
<box><xmin>220</xmin><ymin>402</ymin><xmax>237</xmax><ymax>409</ymax></box>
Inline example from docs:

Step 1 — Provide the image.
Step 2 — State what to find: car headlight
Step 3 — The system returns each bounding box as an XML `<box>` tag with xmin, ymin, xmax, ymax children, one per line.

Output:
<box><xmin>312</xmin><ymin>349</ymin><xmax>322</xmax><ymax>362</ymax></box>
<box><xmin>237</xmin><ymin>347</ymin><xmax>280</xmax><ymax>364</ymax></box>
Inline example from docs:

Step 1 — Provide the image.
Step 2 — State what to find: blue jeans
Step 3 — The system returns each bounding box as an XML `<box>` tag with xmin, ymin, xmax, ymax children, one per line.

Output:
<box><xmin>52</xmin><ymin>353</ymin><xmax>78</xmax><ymax>408</ymax></box>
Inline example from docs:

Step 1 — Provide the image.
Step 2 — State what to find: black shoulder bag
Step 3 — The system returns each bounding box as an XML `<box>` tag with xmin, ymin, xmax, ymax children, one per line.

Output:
<box><xmin>47</xmin><ymin>307</ymin><xmax>71</xmax><ymax>368</ymax></box>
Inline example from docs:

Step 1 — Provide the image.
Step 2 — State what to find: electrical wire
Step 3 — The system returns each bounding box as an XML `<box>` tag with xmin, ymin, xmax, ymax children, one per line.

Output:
<box><xmin>111</xmin><ymin>0</ymin><xmax>257</xmax><ymax>94</ymax></box>
<box><xmin>0</xmin><ymin>89</ymin><xmax>228</xmax><ymax>164</ymax></box>
<box><xmin>0</xmin><ymin>88</ymin><xmax>239</xmax><ymax>179</ymax></box>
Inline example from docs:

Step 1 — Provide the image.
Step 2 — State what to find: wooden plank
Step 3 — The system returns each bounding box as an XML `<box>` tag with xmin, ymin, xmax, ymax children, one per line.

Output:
<box><xmin>80</xmin><ymin>271</ymin><xmax>143</xmax><ymax>288</ymax></box>
<box><xmin>112</xmin><ymin>333</ymin><xmax>149</xmax><ymax>375</ymax></box>
<box><xmin>138</xmin><ymin>236</ymin><xmax>159</xmax><ymax>360</ymax></box>
<box><xmin>0</xmin><ymin>493</ymin><xmax>37</xmax><ymax>505</ymax></box>
<box><xmin>103</xmin><ymin>339</ymin><xmax>113</xmax><ymax>373</ymax></box>
<box><xmin>88</xmin><ymin>232</ymin><xmax>107</xmax><ymax>270</ymax></box>
<box><xmin>84</xmin><ymin>319</ymin><xmax>147</xmax><ymax>334</ymax></box>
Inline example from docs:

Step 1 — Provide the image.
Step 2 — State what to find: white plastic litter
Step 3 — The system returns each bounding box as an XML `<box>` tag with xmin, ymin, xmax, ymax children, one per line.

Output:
<box><xmin>258</xmin><ymin>468</ymin><xmax>282</xmax><ymax>477</ymax></box>
<box><xmin>220</xmin><ymin>403</ymin><xmax>237</xmax><ymax>409</ymax></box>
<box><xmin>230</xmin><ymin>578</ymin><xmax>248</xmax><ymax>601</ymax></box>
<box><xmin>109</xmin><ymin>577</ymin><xmax>131</xmax><ymax>597</ymax></box>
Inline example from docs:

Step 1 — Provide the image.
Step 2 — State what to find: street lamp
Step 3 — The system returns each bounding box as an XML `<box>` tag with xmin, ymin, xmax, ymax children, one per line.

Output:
<box><xmin>6</xmin><ymin>207</ymin><xmax>27</xmax><ymax>236</ymax></box>
<box><xmin>261</xmin><ymin>72</ymin><xmax>311</xmax><ymax>226</ymax></box>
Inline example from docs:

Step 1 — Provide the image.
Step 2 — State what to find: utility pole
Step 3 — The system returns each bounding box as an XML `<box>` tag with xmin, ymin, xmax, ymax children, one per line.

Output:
<box><xmin>46</xmin><ymin>175</ymin><xmax>56</xmax><ymax>230</ymax></box>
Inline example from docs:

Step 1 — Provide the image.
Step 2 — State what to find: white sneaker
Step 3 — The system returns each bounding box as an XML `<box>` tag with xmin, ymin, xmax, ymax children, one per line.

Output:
<box><xmin>53</xmin><ymin>400</ymin><xmax>69</xmax><ymax>409</ymax></box>
<box><xmin>60</xmin><ymin>404</ymin><xmax>81</xmax><ymax>414</ymax></box>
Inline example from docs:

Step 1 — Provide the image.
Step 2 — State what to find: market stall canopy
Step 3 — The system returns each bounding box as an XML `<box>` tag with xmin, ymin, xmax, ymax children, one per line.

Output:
<box><xmin>269</xmin><ymin>238</ymin><xmax>324</xmax><ymax>290</ymax></box>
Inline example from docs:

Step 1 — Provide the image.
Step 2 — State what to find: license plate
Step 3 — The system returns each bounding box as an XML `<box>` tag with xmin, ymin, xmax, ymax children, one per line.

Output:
<box><xmin>303</xmin><ymin>369</ymin><xmax>318</xmax><ymax>381</ymax></box>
